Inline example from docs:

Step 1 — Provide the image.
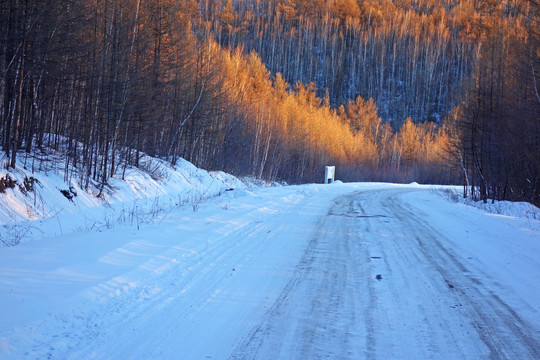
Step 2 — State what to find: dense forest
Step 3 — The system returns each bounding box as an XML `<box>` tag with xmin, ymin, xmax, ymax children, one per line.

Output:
<box><xmin>0</xmin><ymin>0</ymin><xmax>539</xmax><ymax>204</ymax></box>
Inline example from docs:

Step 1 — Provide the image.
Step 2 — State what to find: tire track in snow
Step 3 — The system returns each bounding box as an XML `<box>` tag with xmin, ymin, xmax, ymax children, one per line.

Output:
<box><xmin>385</xmin><ymin>193</ymin><xmax>540</xmax><ymax>360</ymax></box>
<box><xmin>230</xmin><ymin>188</ymin><xmax>540</xmax><ymax>360</ymax></box>
<box><xmin>70</xmin><ymin>209</ymin><xmax>299</xmax><ymax>359</ymax></box>
<box><xmin>228</xmin><ymin>214</ymin><xmax>327</xmax><ymax>359</ymax></box>
<box><xmin>229</xmin><ymin>191</ymin><xmax>371</xmax><ymax>359</ymax></box>
<box><xmin>17</xmin><ymin>192</ymin><xmax>313</xmax><ymax>360</ymax></box>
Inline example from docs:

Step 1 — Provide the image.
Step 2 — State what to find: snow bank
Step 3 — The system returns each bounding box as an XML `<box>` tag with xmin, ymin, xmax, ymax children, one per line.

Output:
<box><xmin>436</xmin><ymin>187</ymin><xmax>539</xmax><ymax>221</ymax></box>
<box><xmin>0</xmin><ymin>152</ymin><xmax>246</xmax><ymax>246</ymax></box>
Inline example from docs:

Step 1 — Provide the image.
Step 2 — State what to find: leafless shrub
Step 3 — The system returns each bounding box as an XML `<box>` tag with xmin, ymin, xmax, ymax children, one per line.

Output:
<box><xmin>18</xmin><ymin>176</ymin><xmax>39</xmax><ymax>195</ymax></box>
<box><xmin>138</xmin><ymin>157</ymin><xmax>168</xmax><ymax>181</ymax></box>
<box><xmin>60</xmin><ymin>187</ymin><xmax>77</xmax><ymax>201</ymax></box>
<box><xmin>0</xmin><ymin>223</ymin><xmax>38</xmax><ymax>247</ymax></box>
<box><xmin>0</xmin><ymin>175</ymin><xmax>17</xmax><ymax>193</ymax></box>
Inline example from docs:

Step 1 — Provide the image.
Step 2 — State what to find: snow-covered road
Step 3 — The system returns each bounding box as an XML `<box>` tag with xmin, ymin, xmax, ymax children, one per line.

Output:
<box><xmin>231</xmin><ymin>188</ymin><xmax>539</xmax><ymax>359</ymax></box>
<box><xmin>1</xmin><ymin>183</ymin><xmax>539</xmax><ymax>359</ymax></box>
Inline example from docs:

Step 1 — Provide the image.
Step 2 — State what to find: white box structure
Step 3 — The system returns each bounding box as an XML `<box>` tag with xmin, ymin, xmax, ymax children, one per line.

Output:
<box><xmin>324</xmin><ymin>166</ymin><xmax>335</xmax><ymax>184</ymax></box>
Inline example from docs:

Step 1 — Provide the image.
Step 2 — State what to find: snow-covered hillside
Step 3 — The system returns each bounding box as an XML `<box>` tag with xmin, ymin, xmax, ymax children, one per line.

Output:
<box><xmin>0</xmin><ymin>155</ymin><xmax>539</xmax><ymax>359</ymax></box>
<box><xmin>0</xmin><ymin>153</ymin><xmax>246</xmax><ymax>247</ymax></box>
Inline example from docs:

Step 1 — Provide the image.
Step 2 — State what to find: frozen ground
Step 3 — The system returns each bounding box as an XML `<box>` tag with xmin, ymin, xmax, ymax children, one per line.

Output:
<box><xmin>0</xmin><ymin>160</ymin><xmax>539</xmax><ymax>359</ymax></box>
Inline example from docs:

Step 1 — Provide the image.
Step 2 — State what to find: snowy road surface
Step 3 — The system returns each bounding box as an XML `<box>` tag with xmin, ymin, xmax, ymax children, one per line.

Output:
<box><xmin>1</xmin><ymin>183</ymin><xmax>539</xmax><ymax>359</ymax></box>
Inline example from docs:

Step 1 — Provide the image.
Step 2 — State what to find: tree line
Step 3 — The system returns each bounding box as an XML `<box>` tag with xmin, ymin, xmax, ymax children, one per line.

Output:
<box><xmin>449</xmin><ymin>0</ymin><xmax>540</xmax><ymax>205</ymax></box>
<box><xmin>205</xmin><ymin>0</ymin><xmax>480</xmax><ymax>127</ymax></box>
<box><xmin>1</xmin><ymin>0</ymin><xmax>538</xmax><ymax>204</ymax></box>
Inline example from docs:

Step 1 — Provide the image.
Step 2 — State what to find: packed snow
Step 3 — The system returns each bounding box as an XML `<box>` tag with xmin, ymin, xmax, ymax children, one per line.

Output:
<box><xmin>0</xmin><ymin>156</ymin><xmax>539</xmax><ymax>359</ymax></box>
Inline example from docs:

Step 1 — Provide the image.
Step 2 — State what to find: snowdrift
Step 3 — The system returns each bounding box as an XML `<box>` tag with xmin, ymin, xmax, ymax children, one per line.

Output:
<box><xmin>0</xmin><ymin>152</ymin><xmax>246</xmax><ymax>246</ymax></box>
